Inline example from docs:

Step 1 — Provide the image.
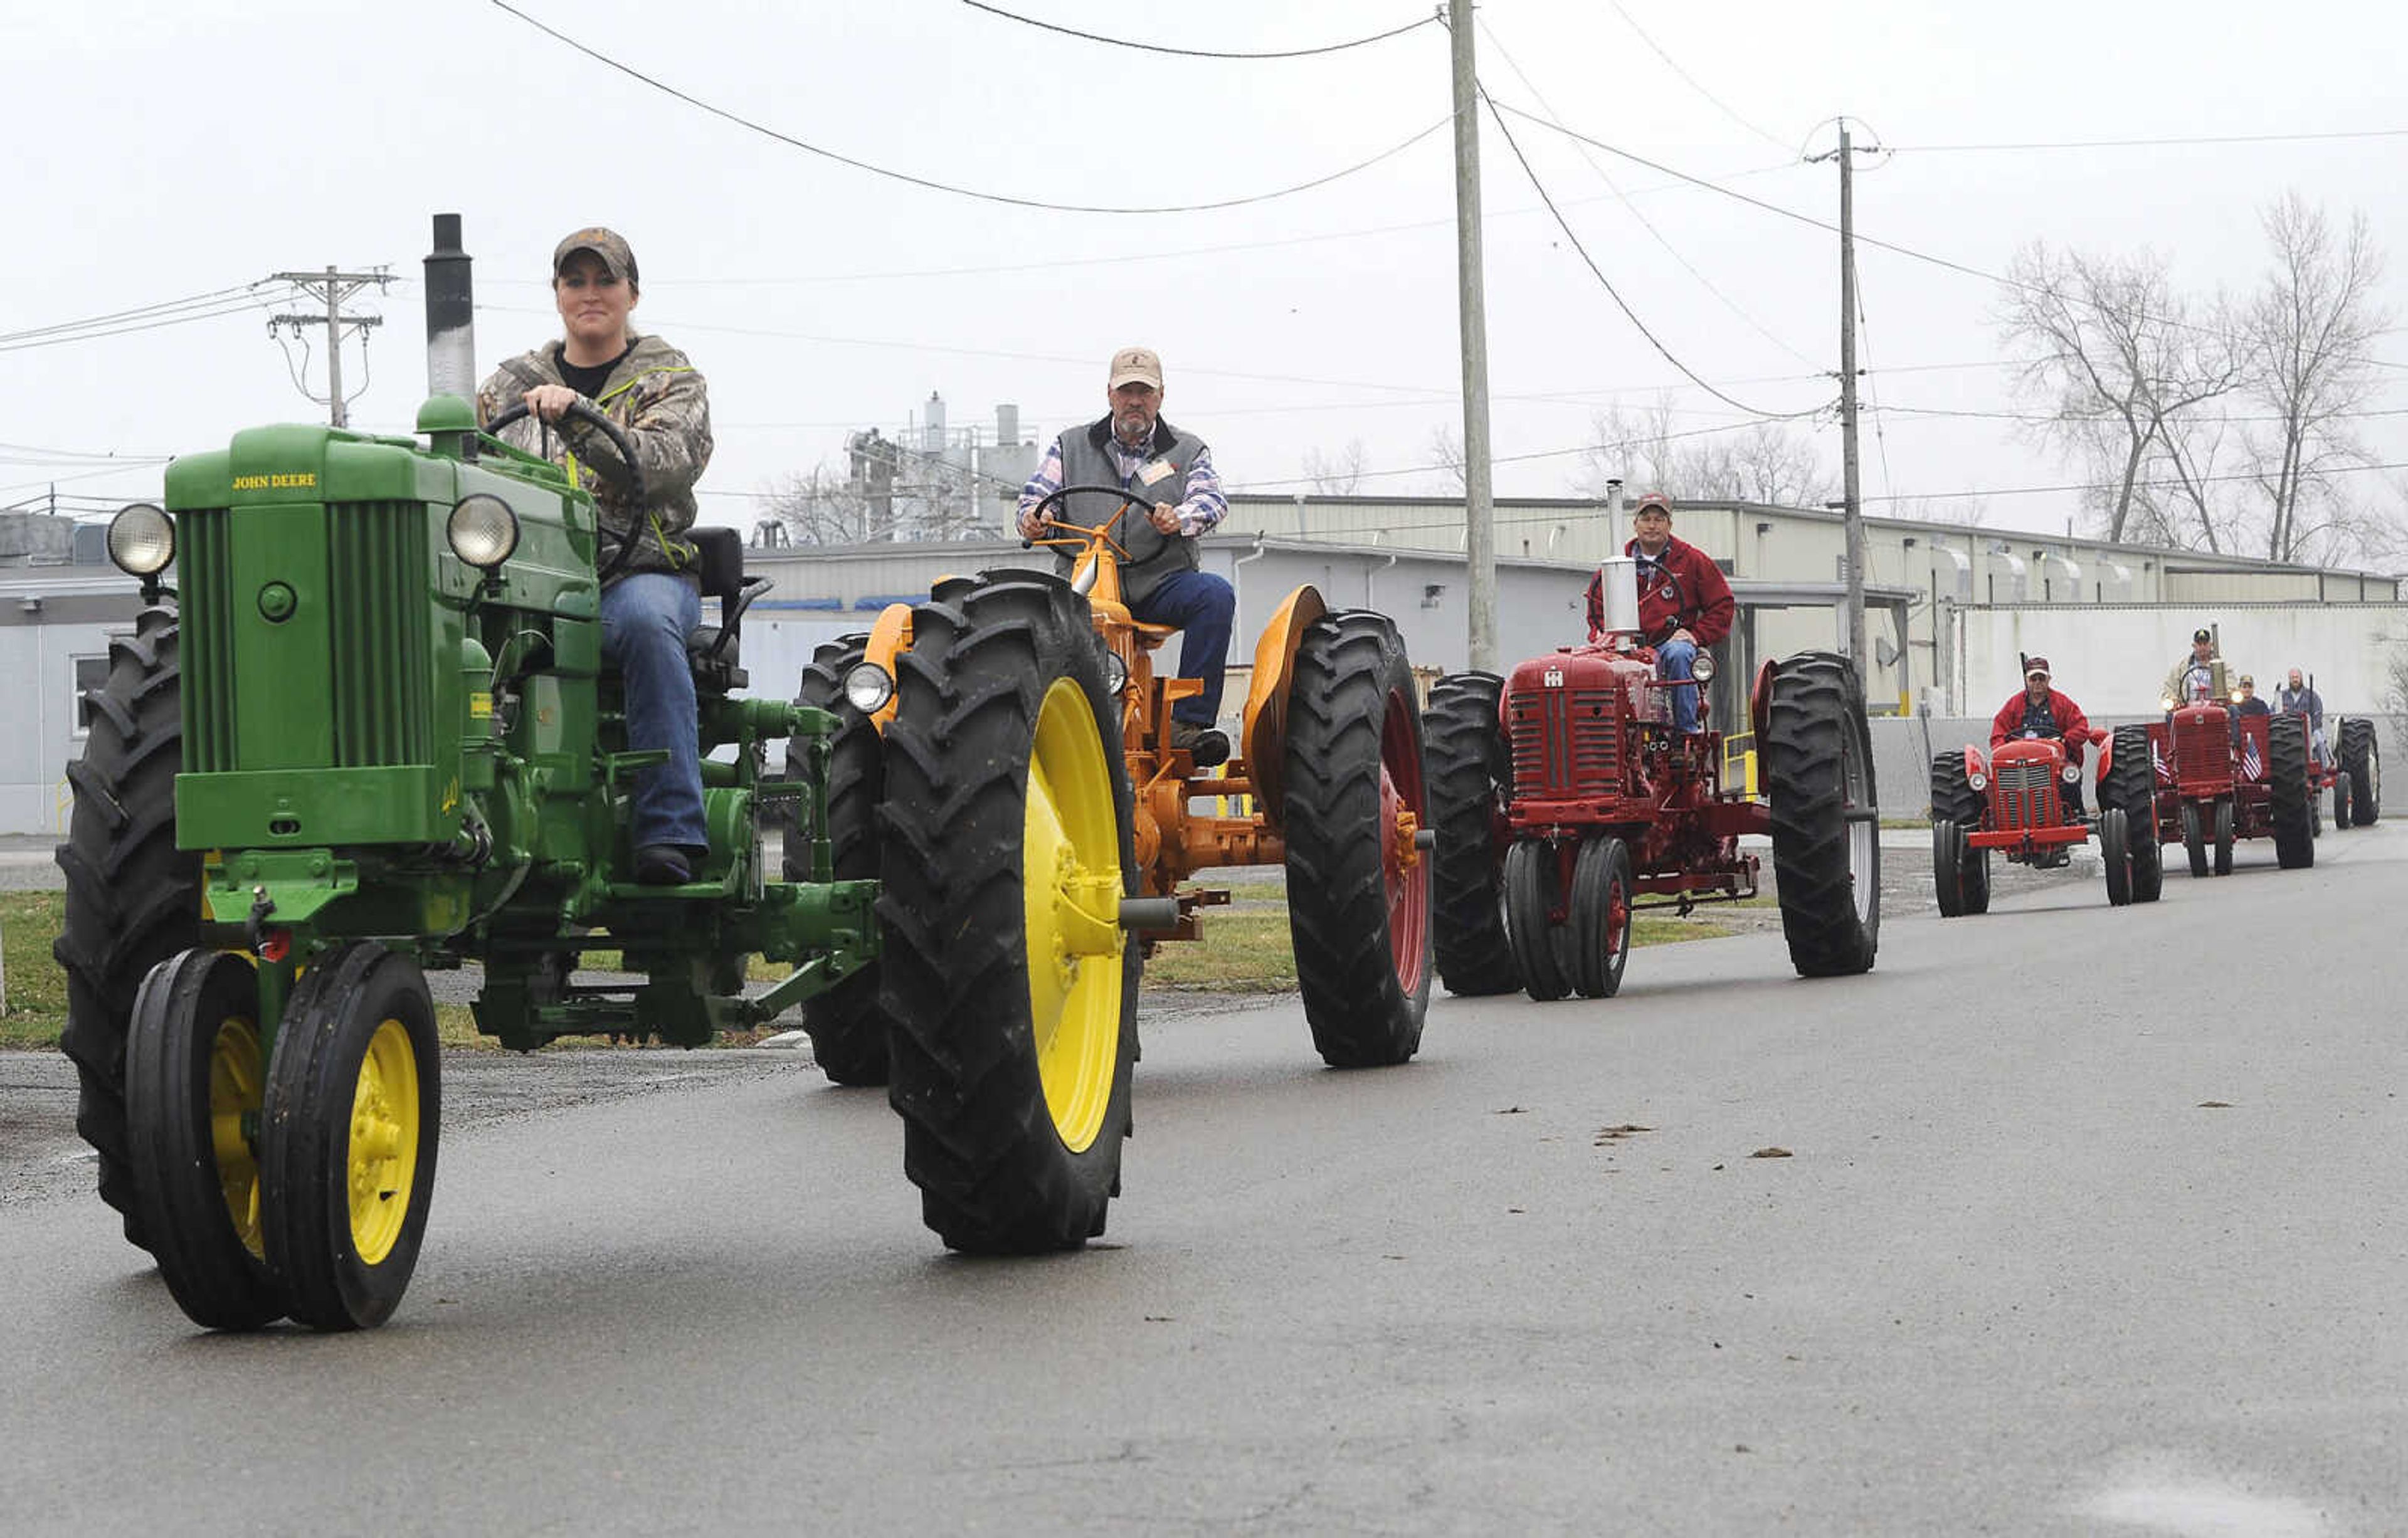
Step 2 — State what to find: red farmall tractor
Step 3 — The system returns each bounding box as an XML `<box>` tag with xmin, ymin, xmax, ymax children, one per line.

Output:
<box><xmin>781</xmin><ymin>484</ymin><xmax>1433</xmax><ymax>1102</ymax></box>
<box><xmin>1423</xmin><ymin>557</ymin><xmax>1879</xmax><ymax>1002</ymax></box>
<box><xmin>1927</xmin><ymin>724</ymin><xmax>2162</xmax><ymax>913</ymax></box>
<box><xmin>2142</xmin><ymin>691</ymin><xmax>2317</xmax><ymax>876</ymax></box>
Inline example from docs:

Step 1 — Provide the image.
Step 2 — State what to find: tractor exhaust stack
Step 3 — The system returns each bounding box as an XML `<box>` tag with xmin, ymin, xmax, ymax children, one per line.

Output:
<box><xmin>424</xmin><ymin>212</ymin><xmax>477</xmax><ymax>403</ymax></box>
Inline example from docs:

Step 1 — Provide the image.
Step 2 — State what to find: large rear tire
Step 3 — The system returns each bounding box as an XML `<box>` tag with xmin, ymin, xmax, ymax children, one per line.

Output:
<box><xmin>1503</xmin><ymin>840</ymin><xmax>1573</xmax><ymax>1003</ymax></box>
<box><xmin>877</xmin><ymin>572</ymin><xmax>1137</xmax><ymax>1252</ymax></box>
<box><xmin>53</xmin><ymin>604</ymin><xmax>203</xmax><ymax>1252</ymax></box>
<box><xmin>2100</xmin><ymin>807</ymin><xmax>2133</xmax><ymax>907</ymax></box>
<box><xmin>261</xmin><ymin>942</ymin><xmax>441</xmax><ymax>1332</ymax></box>
<box><xmin>125</xmin><ymin>949</ymin><xmax>287</xmax><ymax>1331</ymax></box>
<box><xmin>1762</xmin><ymin>652</ymin><xmax>1879</xmax><ymax>977</ymax></box>
<box><xmin>1283</xmin><ymin>611</ymin><xmax>1432</xmax><ymax>1067</ymax></box>
<box><xmin>1422</xmin><ymin>672</ymin><xmax>1520</xmax><ymax>996</ymax></box>
<box><xmin>2338</xmin><ymin>717</ymin><xmax>2380</xmax><ymax>825</ymax></box>
<box><xmin>1568</xmin><ymin>836</ymin><xmax>1634</xmax><ymax>999</ymax></box>
<box><xmin>2104</xmin><ymin>725</ymin><xmax>2162</xmax><ymax>902</ymax></box>
<box><xmin>2269</xmin><ymin>715</ymin><xmax>2314</xmax><ymax>870</ymax></box>
<box><xmin>784</xmin><ymin>635</ymin><xmax>891</xmax><ymax>1086</ymax></box>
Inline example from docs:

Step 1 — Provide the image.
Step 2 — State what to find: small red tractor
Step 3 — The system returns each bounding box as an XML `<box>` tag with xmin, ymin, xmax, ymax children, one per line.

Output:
<box><xmin>1927</xmin><ymin>725</ymin><xmax>2161</xmax><ymax>913</ymax></box>
<box><xmin>2141</xmin><ymin>695</ymin><xmax>2316</xmax><ymax>875</ymax></box>
<box><xmin>1423</xmin><ymin>558</ymin><xmax>1878</xmax><ymax>1001</ymax></box>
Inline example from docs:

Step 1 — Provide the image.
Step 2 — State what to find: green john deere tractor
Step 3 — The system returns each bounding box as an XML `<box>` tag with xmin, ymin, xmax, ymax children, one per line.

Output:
<box><xmin>54</xmin><ymin>216</ymin><xmax>1141</xmax><ymax>1332</ymax></box>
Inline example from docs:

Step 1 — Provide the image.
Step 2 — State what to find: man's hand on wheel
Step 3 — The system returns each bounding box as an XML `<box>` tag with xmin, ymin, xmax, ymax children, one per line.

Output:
<box><xmin>1148</xmin><ymin>501</ymin><xmax>1181</xmax><ymax>535</ymax></box>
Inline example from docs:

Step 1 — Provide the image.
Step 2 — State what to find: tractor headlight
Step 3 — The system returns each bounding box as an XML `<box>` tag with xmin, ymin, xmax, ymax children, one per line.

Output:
<box><xmin>447</xmin><ymin>494</ymin><xmax>520</xmax><ymax>569</ymax></box>
<box><xmin>1968</xmin><ymin>772</ymin><xmax>1988</xmax><ymax>792</ymax></box>
<box><xmin>843</xmin><ymin>661</ymin><xmax>895</xmax><ymax>714</ymax></box>
<box><xmin>2061</xmin><ymin>762</ymin><xmax>2081</xmax><ymax>784</ymax></box>
<box><xmin>1102</xmin><ymin>650</ymin><xmax>1129</xmax><ymax>695</ymax></box>
<box><xmin>1689</xmin><ymin>651</ymin><xmax>1717</xmax><ymax>683</ymax></box>
<box><xmin>2160</xmin><ymin>696</ymin><xmax>2177</xmax><ymax>712</ymax></box>
<box><xmin>107</xmin><ymin>503</ymin><xmax>175</xmax><ymax>576</ymax></box>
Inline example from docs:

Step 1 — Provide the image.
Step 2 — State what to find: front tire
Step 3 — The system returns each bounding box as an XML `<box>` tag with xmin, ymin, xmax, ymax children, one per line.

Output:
<box><xmin>1762</xmin><ymin>652</ymin><xmax>1879</xmax><ymax>977</ymax></box>
<box><xmin>2181</xmin><ymin>803</ymin><xmax>2209</xmax><ymax>878</ymax></box>
<box><xmin>53</xmin><ymin>604</ymin><xmax>203</xmax><ymax>1251</ymax></box>
<box><xmin>1503</xmin><ymin>840</ymin><xmax>1572</xmax><ymax>1003</ymax></box>
<box><xmin>785</xmin><ymin>635</ymin><xmax>891</xmax><ymax>1086</ymax></box>
<box><xmin>125</xmin><ymin>949</ymin><xmax>287</xmax><ymax>1331</ymax></box>
<box><xmin>2212</xmin><ymin>798</ymin><xmax>2235</xmax><ymax>875</ymax></box>
<box><xmin>1284</xmin><ymin>612</ymin><xmax>1432</xmax><ymax>1067</ymax></box>
<box><xmin>877</xmin><ymin>572</ymin><xmax>1136</xmax><ymax>1252</ymax></box>
<box><xmin>1568</xmin><ymin>837</ymin><xmax>1634</xmax><ymax>999</ymax></box>
<box><xmin>261</xmin><ymin>942</ymin><xmax>440</xmax><ymax>1331</ymax></box>
<box><xmin>2100</xmin><ymin>807</ymin><xmax>2133</xmax><ymax>907</ymax></box>
<box><xmin>1423</xmin><ymin>673</ymin><xmax>1519</xmax><ymax>996</ymax></box>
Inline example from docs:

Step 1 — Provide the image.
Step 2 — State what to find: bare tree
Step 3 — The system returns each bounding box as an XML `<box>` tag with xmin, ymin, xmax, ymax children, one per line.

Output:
<box><xmin>761</xmin><ymin>461</ymin><xmax>875</xmax><ymax>545</ymax></box>
<box><xmin>1576</xmin><ymin>396</ymin><xmax>1834</xmax><ymax>507</ymax></box>
<box><xmin>1425</xmin><ymin>425</ymin><xmax>1467</xmax><ymax>494</ymax></box>
<box><xmin>1997</xmin><ymin>241</ymin><xmax>2241</xmax><ymax>545</ymax></box>
<box><xmin>2241</xmin><ymin>192</ymin><xmax>2391</xmax><ymax>564</ymax></box>
<box><xmin>1301</xmin><ymin>438</ymin><xmax>1368</xmax><ymax>496</ymax></box>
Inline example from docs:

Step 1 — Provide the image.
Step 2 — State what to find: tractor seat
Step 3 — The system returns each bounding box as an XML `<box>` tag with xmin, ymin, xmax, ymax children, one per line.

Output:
<box><xmin>1129</xmin><ymin>619</ymin><xmax>1180</xmax><ymax>649</ymax></box>
<box><xmin>683</xmin><ymin>526</ymin><xmax>768</xmax><ymax>691</ymax></box>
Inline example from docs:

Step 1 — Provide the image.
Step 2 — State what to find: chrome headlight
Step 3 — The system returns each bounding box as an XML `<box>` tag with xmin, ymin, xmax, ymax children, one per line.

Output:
<box><xmin>844</xmin><ymin>661</ymin><xmax>895</xmax><ymax>714</ymax></box>
<box><xmin>1102</xmin><ymin>650</ymin><xmax>1129</xmax><ymax>695</ymax></box>
<box><xmin>107</xmin><ymin>503</ymin><xmax>175</xmax><ymax>576</ymax></box>
<box><xmin>1689</xmin><ymin>651</ymin><xmax>1717</xmax><ymax>683</ymax></box>
<box><xmin>447</xmin><ymin>494</ymin><xmax>520</xmax><ymax>569</ymax></box>
<box><xmin>2061</xmin><ymin>762</ymin><xmax>2081</xmax><ymax>783</ymax></box>
<box><xmin>1968</xmin><ymin>772</ymin><xmax>1988</xmax><ymax>792</ymax></box>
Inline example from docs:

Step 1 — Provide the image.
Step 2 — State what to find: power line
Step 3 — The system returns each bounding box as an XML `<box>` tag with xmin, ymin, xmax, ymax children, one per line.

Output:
<box><xmin>1476</xmin><ymin>79</ymin><xmax>1827</xmax><ymax>421</ymax></box>
<box><xmin>1891</xmin><ymin>126</ymin><xmax>2408</xmax><ymax>152</ymax></box>
<box><xmin>489</xmin><ymin>0</ymin><xmax>1449</xmax><ymax>215</ymax></box>
<box><xmin>0</xmin><ymin>283</ymin><xmax>272</xmax><ymax>345</ymax></box>
<box><xmin>1475</xmin><ymin>16</ymin><xmax>1818</xmax><ymax>368</ymax></box>
<box><xmin>1225</xmin><ymin>415</ymin><xmax>1799</xmax><ymax>492</ymax></box>
<box><xmin>0</xmin><ymin>290</ymin><xmax>289</xmax><ymax>354</ymax></box>
<box><xmin>956</xmin><ymin>1</ymin><xmax>1437</xmax><ymax>59</ymax></box>
<box><xmin>1861</xmin><ymin>458</ymin><xmax>2408</xmax><ymax>505</ymax></box>
<box><xmin>1603</xmin><ymin>1</ymin><xmax>1792</xmax><ymax>152</ymax></box>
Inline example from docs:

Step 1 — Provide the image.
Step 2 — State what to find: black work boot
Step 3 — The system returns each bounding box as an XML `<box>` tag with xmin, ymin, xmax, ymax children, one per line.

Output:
<box><xmin>1169</xmin><ymin>720</ymin><xmax>1231</xmax><ymax>768</ymax></box>
<box><xmin>635</xmin><ymin>844</ymin><xmax>694</xmax><ymax>886</ymax></box>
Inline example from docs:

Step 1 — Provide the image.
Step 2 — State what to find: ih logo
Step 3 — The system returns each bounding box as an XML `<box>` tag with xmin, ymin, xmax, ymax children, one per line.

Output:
<box><xmin>1543</xmin><ymin>668</ymin><xmax>1564</xmax><ymax>688</ymax></box>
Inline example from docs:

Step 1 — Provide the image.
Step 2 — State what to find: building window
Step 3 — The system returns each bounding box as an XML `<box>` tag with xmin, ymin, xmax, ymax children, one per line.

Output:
<box><xmin>71</xmin><ymin>655</ymin><xmax>110</xmax><ymax>737</ymax></box>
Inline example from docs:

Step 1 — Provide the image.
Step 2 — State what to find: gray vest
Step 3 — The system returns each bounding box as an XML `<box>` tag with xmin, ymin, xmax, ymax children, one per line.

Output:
<box><xmin>1052</xmin><ymin>417</ymin><xmax>1207</xmax><ymax>609</ymax></box>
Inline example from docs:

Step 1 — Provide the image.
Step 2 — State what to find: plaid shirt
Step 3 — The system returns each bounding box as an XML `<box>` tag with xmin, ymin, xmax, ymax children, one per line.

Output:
<box><xmin>1017</xmin><ymin>432</ymin><xmax>1227</xmax><ymax>538</ymax></box>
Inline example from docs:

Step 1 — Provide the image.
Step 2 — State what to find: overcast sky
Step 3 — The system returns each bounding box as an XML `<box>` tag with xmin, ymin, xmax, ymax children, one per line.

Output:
<box><xmin>8</xmin><ymin>1</ymin><xmax>2406</xmax><ymax>550</ymax></box>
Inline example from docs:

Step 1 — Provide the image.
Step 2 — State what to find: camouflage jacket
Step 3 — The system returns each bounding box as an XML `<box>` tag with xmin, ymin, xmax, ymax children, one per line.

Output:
<box><xmin>475</xmin><ymin>331</ymin><xmax>712</xmax><ymax>581</ymax></box>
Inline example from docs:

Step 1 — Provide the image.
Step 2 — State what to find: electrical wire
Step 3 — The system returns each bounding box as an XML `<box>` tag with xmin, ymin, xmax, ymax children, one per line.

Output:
<box><xmin>0</xmin><ymin>292</ymin><xmax>288</xmax><ymax>355</ymax></box>
<box><xmin>956</xmin><ymin>1</ymin><xmax>1437</xmax><ymax>59</ymax></box>
<box><xmin>489</xmin><ymin>0</ymin><xmax>1449</xmax><ymax>215</ymax></box>
<box><xmin>1475</xmin><ymin>80</ymin><xmax>1828</xmax><ymax>421</ymax></box>
<box><xmin>1603</xmin><ymin>0</ymin><xmax>1792</xmax><ymax>152</ymax></box>
<box><xmin>1476</xmin><ymin>16</ymin><xmax>1819</xmax><ymax>368</ymax></box>
<box><xmin>1859</xmin><ymin>458</ymin><xmax>2408</xmax><ymax>505</ymax></box>
<box><xmin>0</xmin><ymin>283</ymin><xmax>275</xmax><ymax>345</ymax></box>
<box><xmin>1891</xmin><ymin>127</ymin><xmax>2408</xmax><ymax>152</ymax></box>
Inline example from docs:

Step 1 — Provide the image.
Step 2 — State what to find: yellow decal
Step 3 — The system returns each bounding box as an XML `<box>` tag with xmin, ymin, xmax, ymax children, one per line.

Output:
<box><xmin>440</xmin><ymin>777</ymin><xmax>461</xmax><ymax>815</ymax></box>
<box><xmin>470</xmin><ymin>692</ymin><xmax>494</xmax><ymax>719</ymax></box>
<box><xmin>231</xmin><ymin>472</ymin><xmax>317</xmax><ymax>491</ymax></box>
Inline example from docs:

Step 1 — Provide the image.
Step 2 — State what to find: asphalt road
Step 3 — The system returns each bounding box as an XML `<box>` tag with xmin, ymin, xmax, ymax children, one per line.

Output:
<box><xmin>2</xmin><ymin>824</ymin><xmax>2400</xmax><ymax>1534</ymax></box>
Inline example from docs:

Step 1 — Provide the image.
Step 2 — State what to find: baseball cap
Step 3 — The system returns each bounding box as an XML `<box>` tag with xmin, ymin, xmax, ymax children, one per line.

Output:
<box><xmin>2239</xmin><ymin>673</ymin><xmax>2255</xmax><ymax>686</ymax></box>
<box><xmin>2192</xmin><ymin>626</ymin><xmax>2212</xmax><ymax>643</ymax></box>
<box><xmin>1108</xmin><ymin>346</ymin><xmax>1164</xmax><ymax>390</ymax></box>
<box><xmin>1632</xmin><ymin>492</ymin><xmax>1673</xmax><ymax>517</ymax></box>
<box><xmin>553</xmin><ymin>226</ymin><xmax>638</xmax><ymax>286</ymax></box>
<box><xmin>2024</xmin><ymin>657</ymin><xmax>2051</xmax><ymax>678</ymax></box>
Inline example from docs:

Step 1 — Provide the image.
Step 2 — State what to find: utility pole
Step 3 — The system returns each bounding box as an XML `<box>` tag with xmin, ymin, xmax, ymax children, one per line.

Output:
<box><xmin>270</xmin><ymin>265</ymin><xmax>392</xmax><ymax>427</ymax></box>
<box><xmin>1810</xmin><ymin>122</ymin><xmax>1877</xmax><ymax>673</ymax></box>
<box><xmin>1446</xmin><ymin>2</ymin><xmax>1497</xmax><ymax>673</ymax></box>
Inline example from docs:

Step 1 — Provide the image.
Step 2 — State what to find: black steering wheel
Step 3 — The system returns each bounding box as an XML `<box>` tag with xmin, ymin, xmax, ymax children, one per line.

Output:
<box><xmin>1022</xmin><ymin>483</ymin><xmax>1144</xmax><ymax>552</ymax></box>
<box><xmin>482</xmin><ymin>396</ymin><xmax>650</xmax><ymax>582</ymax></box>
<box><xmin>1635</xmin><ymin>559</ymin><xmax>1690</xmax><ymax>646</ymax></box>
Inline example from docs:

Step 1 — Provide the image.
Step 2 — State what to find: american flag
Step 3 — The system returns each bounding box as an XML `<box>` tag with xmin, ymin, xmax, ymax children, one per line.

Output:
<box><xmin>2241</xmin><ymin>737</ymin><xmax>2263</xmax><ymax>780</ymax></box>
<box><xmin>2152</xmin><ymin>740</ymin><xmax>2173</xmax><ymax>784</ymax></box>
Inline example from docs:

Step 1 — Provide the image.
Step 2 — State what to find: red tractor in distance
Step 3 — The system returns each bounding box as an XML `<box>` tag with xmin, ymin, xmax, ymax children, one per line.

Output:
<box><xmin>1424</xmin><ymin>557</ymin><xmax>1879</xmax><ymax>1002</ymax></box>
<box><xmin>1928</xmin><ymin>724</ymin><xmax>2162</xmax><ymax>914</ymax></box>
<box><xmin>2142</xmin><ymin>692</ymin><xmax>2316</xmax><ymax>876</ymax></box>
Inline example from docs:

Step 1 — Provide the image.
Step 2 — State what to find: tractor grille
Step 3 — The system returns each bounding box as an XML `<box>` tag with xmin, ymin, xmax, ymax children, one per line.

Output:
<box><xmin>177</xmin><ymin>500</ymin><xmax>433</xmax><ymax>772</ymax></box>
<box><xmin>2175</xmin><ymin>722</ymin><xmax>2228</xmax><ymax>786</ymax></box>
<box><xmin>1510</xmin><ymin>687</ymin><xmax>1621</xmax><ymax>797</ymax></box>
<box><xmin>325</xmin><ymin>501</ymin><xmax>433</xmax><ymax>767</ymax></box>
<box><xmin>1991</xmin><ymin>759</ymin><xmax>2056</xmax><ymax>830</ymax></box>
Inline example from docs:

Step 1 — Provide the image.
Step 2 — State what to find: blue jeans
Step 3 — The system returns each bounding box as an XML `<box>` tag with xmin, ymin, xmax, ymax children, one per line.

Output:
<box><xmin>1129</xmin><ymin>569</ymin><xmax>1236</xmax><ymax>725</ymax></box>
<box><xmin>601</xmin><ymin>572</ymin><xmax>707</xmax><ymax>851</ymax></box>
<box><xmin>1657</xmin><ymin>636</ymin><xmax>1702</xmax><ymax>734</ymax></box>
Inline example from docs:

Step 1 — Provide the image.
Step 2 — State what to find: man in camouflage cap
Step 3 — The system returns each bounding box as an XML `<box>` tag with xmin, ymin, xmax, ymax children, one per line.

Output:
<box><xmin>477</xmin><ymin>226</ymin><xmax>716</xmax><ymax>885</ymax></box>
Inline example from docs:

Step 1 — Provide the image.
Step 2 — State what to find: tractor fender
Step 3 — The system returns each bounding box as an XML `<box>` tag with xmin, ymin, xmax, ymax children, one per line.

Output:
<box><xmin>860</xmin><ymin>601</ymin><xmax>914</xmax><ymax>733</ymax></box>
<box><xmin>1240</xmin><ymin>584</ymin><xmax>1329</xmax><ymax>829</ymax></box>
<box><xmin>1748</xmin><ymin>658</ymin><xmax>1777</xmax><ymax>744</ymax></box>
<box><xmin>1962</xmin><ymin>743</ymin><xmax>1987</xmax><ymax>781</ymax></box>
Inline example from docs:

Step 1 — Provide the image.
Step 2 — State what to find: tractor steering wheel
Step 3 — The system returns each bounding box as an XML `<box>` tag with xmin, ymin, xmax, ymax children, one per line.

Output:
<box><xmin>482</xmin><ymin>396</ymin><xmax>650</xmax><ymax>583</ymax></box>
<box><xmin>1637</xmin><ymin>560</ymin><xmax>1690</xmax><ymax>646</ymax></box>
<box><xmin>1022</xmin><ymin>483</ymin><xmax>1144</xmax><ymax>557</ymax></box>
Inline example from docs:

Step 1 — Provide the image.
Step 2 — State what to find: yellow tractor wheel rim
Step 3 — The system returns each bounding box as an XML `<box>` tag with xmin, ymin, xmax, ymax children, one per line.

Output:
<box><xmin>207</xmin><ymin>1015</ymin><xmax>267</xmax><ymax>1260</ymax></box>
<box><xmin>347</xmin><ymin>1018</ymin><xmax>422</xmax><ymax>1265</ymax></box>
<box><xmin>1022</xmin><ymin>678</ymin><xmax>1124</xmax><ymax>1153</ymax></box>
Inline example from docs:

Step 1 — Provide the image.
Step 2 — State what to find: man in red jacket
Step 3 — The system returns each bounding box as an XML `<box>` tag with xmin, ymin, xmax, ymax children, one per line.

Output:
<box><xmin>1989</xmin><ymin>656</ymin><xmax>2095</xmax><ymax>819</ymax></box>
<box><xmin>1585</xmin><ymin>492</ymin><xmax>1735</xmax><ymax>733</ymax></box>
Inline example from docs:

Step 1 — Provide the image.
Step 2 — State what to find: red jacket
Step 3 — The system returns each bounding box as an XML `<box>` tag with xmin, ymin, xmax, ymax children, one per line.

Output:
<box><xmin>1990</xmin><ymin>688</ymin><xmax>2094</xmax><ymax>765</ymax></box>
<box><xmin>1586</xmin><ymin>535</ymin><xmax>1735</xmax><ymax>646</ymax></box>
